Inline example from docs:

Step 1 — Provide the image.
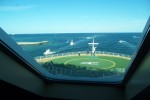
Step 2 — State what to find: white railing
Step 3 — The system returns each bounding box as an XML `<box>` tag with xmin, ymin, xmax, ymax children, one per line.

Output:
<box><xmin>35</xmin><ymin>51</ymin><xmax>131</xmax><ymax>60</ymax></box>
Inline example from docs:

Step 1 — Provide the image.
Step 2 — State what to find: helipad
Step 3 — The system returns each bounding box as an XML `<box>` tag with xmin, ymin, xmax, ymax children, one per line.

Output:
<box><xmin>50</xmin><ymin>55</ymin><xmax>130</xmax><ymax>70</ymax></box>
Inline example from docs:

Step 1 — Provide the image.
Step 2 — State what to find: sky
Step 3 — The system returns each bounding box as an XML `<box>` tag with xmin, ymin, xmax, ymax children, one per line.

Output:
<box><xmin>0</xmin><ymin>0</ymin><xmax>149</xmax><ymax>34</ymax></box>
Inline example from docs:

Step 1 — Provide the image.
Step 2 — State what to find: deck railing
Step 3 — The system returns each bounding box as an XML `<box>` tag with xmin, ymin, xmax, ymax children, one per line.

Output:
<box><xmin>35</xmin><ymin>51</ymin><xmax>131</xmax><ymax>60</ymax></box>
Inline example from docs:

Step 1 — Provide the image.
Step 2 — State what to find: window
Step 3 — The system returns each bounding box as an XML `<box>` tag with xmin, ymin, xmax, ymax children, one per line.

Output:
<box><xmin>0</xmin><ymin>0</ymin><xmax>149</xmax><ymax>83</ymax></box>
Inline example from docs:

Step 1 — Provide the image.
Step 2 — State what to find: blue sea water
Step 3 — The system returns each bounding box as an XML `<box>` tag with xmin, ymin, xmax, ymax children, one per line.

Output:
<box><xmin>10</xmin><ymin>33</ymin><xmax>142</xmax><ymax>57</ymax></box>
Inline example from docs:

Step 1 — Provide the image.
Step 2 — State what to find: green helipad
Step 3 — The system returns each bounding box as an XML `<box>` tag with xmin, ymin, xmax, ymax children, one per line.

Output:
<box><xmin>50</xmin><ymin>55</ymin><xmax>131</xmax><ymax>70</ymax></box>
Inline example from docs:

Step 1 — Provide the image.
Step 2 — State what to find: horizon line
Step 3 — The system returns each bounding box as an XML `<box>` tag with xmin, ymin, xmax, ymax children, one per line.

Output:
<box><xmin>8</xmin><ymin>32</ymin><xmax>142</xmax><ymax>34</ymax></box>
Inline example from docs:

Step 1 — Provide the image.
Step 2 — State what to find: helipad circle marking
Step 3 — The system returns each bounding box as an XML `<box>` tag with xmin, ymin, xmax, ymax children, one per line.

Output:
<box><xmin>64</xmin><ymin>58</ymin><xmax>116</xmax><ymax>69</ymax></box>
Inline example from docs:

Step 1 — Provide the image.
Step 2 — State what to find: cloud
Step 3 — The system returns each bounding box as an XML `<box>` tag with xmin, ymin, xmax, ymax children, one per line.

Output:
<box><xmin>0</xmin><ymin>5</ymin><xmax>37</xmax><ymax>11</ymax></box>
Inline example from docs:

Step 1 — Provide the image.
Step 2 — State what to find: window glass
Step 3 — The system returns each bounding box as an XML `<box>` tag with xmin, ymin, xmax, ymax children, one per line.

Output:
<box><xmin>1</xmin><ymin>0</ymin><xmax>149</xmax><ymax>82</ymax></box>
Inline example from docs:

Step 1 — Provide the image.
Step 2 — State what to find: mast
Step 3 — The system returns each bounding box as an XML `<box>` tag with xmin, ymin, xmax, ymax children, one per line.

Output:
<box><xmin>88</xmin><ymin>38</ymin><xmax>99</xmax><ymax>55</ymax></box>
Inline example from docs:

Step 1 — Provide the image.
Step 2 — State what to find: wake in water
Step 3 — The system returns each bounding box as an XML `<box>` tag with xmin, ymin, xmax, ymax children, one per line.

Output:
<box><xmin>133</xmin><ymin>36</ymin><xmax>140</xmax><ymax>39</ymax></box>
<box><xmin>11</xmin><ymin>33</ymin><xmax>140</xmax><ymax>57</ymax></box>
<box><xmin>55</xmin><ymin>35</ymin><xmax>99</xmax><ymax>53</ymax></box>
<box><xmin>55</xmin><ymin>39</ymin><xmax>89</xmax><ymax>53</ymax></box>
<box><xmin>119</xmin><ymin>40</ymin><xmax>136</xmax><ymax>49</ymax></box>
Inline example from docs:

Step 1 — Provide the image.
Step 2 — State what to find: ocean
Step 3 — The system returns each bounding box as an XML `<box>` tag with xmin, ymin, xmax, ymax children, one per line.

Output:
<box><xmin>10</xmin><ymin>33</ymin><xmax>142</xmax><ymax>58</ymax></box>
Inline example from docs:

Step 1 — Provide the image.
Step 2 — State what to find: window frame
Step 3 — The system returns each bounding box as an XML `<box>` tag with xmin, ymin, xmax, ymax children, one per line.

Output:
<box><xmin>122</xmin><ymin>17</ymin><xmax>150</xmax><ymax>85</ymax></box>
